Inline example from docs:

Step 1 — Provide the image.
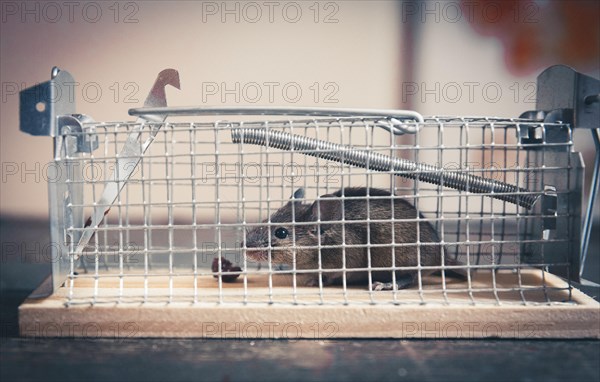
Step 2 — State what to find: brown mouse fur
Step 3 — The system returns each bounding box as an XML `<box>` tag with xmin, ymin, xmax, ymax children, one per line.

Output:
<box><xmin>245</xmin><ymin>187</ymin><xmax>445</xmax><ymax>289</ymax></box>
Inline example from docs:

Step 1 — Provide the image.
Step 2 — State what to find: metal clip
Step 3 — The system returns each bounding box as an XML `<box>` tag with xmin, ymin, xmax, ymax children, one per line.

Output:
<box><xmin>542</xmin><ymin>186</ymin><xmax>558</xmax><ymax>238</ymax></box>
<box><xmin>517</xmin><ymin>110</ymin><xmax>572</xmax><ymax>150</ymax></box>
<box><xmin>518</xmin><ymin>123</ymin><xmax>544</xmax><ymax>145</ymax></box>
<box><xmin>58</xmin><ymin>114</ymin><xmax>98</xmax><ymax>153</ymax></box>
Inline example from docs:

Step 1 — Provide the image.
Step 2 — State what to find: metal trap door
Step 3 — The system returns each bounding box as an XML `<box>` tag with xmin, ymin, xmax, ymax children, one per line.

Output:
<box><xmin>518</xmin><ymin>127</ymin><xmax>584</xmax><ymax>281</ymax></box>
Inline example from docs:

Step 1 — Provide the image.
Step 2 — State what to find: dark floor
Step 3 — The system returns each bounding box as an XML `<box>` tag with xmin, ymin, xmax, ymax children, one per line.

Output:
<box><xmin>1</xmin><ymin>216</ymin><xmax>599</xmax><ymax>382</ymax></box>
<box><xmin>1</xmin><ymin>328</ymin><xmax>599</xmax><ymax>382</ymax></box>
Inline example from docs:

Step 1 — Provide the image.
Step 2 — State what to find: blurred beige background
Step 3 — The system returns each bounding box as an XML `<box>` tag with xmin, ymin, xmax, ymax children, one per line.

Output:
<box><xmin>1</xmin><ymin>0</ymin><xmax>599</xmax><ymax>219</ymax></box>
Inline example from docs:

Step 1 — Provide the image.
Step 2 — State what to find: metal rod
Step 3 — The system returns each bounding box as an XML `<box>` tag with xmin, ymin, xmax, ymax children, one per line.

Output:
<box><xmin>231</xmin><ymin>128</ymin><xmax>540</xmax><ymax>209</ymax></box>
<box><xmin>128</xmin><ymin>106</ymin><xmax>423</xmax><ymax>135</ymax></box>
<box><xmin>580</xmin><ymin>128</ymin><xmax>600</xmax><ymax>277</ymax></box>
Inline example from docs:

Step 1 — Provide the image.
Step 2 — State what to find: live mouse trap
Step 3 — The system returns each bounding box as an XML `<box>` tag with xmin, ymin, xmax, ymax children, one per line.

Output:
<box><xmin>18</xmin><ymin>66</ymin><xmax>600</xmax><ymax>339</ymax></box>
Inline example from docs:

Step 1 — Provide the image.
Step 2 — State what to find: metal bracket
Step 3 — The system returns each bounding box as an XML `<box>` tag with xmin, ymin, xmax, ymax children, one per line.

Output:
<box><xmin>20</xmin><ymin>67</ymin><xmax>77</xmax><ymax>136</ymax></box>
<box><xmin>519</xmin><ymin>65</ymin><xmax>598</xmax><ymax>148</ymax></box>
<box><xmin>531</xmin><ymin>65</ymin><xmax>599</xmax><ymax>129</ymax></box>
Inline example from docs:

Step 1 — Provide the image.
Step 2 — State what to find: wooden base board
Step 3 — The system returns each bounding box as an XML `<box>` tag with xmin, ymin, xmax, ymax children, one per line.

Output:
<box><xmin>19</xmin><ymin>270</ymin><xmax>600</xmax><ymax>339</ymax></box>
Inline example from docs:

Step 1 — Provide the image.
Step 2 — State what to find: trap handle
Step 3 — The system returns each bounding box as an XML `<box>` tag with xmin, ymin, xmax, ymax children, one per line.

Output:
<box><xmin>128</xmin><ymin>106</ymin><xmax>424</xmax><ymax>135</ymax></box>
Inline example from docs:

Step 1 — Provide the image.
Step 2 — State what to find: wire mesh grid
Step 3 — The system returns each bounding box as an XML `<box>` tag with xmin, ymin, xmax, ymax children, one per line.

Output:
<box><xmin>58</xmin><ymin>116</ymin><xmax>578</xmax><ymax>306</ymax></box>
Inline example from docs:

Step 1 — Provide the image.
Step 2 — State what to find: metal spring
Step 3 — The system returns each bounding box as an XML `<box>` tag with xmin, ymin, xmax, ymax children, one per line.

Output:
<box><xmin>231</xmin><ymin>128</ymin><xmax>540</xmax><ymax>209</ymax></box>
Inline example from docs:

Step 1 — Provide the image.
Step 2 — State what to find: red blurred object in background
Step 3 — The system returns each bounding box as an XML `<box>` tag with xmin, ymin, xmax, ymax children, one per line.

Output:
<box><xmin>462</xmin><ymin>0</ymin><xmax>600</xmax><ymax>75</ymax></box>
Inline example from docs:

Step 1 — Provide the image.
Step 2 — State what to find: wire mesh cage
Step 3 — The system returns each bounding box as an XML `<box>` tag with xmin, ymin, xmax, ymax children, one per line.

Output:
<box><xmin>18</xmin><ymin>66</ymin><xmax>600</xmax><ymax>338</ymax></box>
<box><xmin>51</xmin><ymin>116</ymin><xmax>579</xmax><ymax>306</ymax></box>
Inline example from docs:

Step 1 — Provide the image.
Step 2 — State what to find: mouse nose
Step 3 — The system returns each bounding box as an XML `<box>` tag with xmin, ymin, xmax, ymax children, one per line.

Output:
<box><xmin>243</xmin><ymin>239</ymin><xmax>258</xmax><ymax>249</ymax></box>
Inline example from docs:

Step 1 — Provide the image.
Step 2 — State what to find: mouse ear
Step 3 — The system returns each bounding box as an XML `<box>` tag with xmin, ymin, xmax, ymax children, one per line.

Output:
<box><xmin>310</xmin><ymin>194</ymin><xmax>342</xmax><ymax>222</ymax></box>
<box><xmin>291</xmin><ymin>188</ymin><xmax>305</xmax><ymax>200</ymax></box>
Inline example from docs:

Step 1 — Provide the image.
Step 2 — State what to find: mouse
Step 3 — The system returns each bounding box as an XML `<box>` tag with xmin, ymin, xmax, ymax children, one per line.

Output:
<box><xmin>244</xmin><ymin>187</ymin><xmax>455</xmax><ymax>290</ymax></box>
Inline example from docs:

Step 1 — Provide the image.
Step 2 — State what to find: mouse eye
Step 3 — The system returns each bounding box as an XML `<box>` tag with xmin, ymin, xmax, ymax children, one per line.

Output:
<box><xmin>274</xmin><ymin>227</ymin><xmax>289</xmax><ymax>239</ymax></box>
